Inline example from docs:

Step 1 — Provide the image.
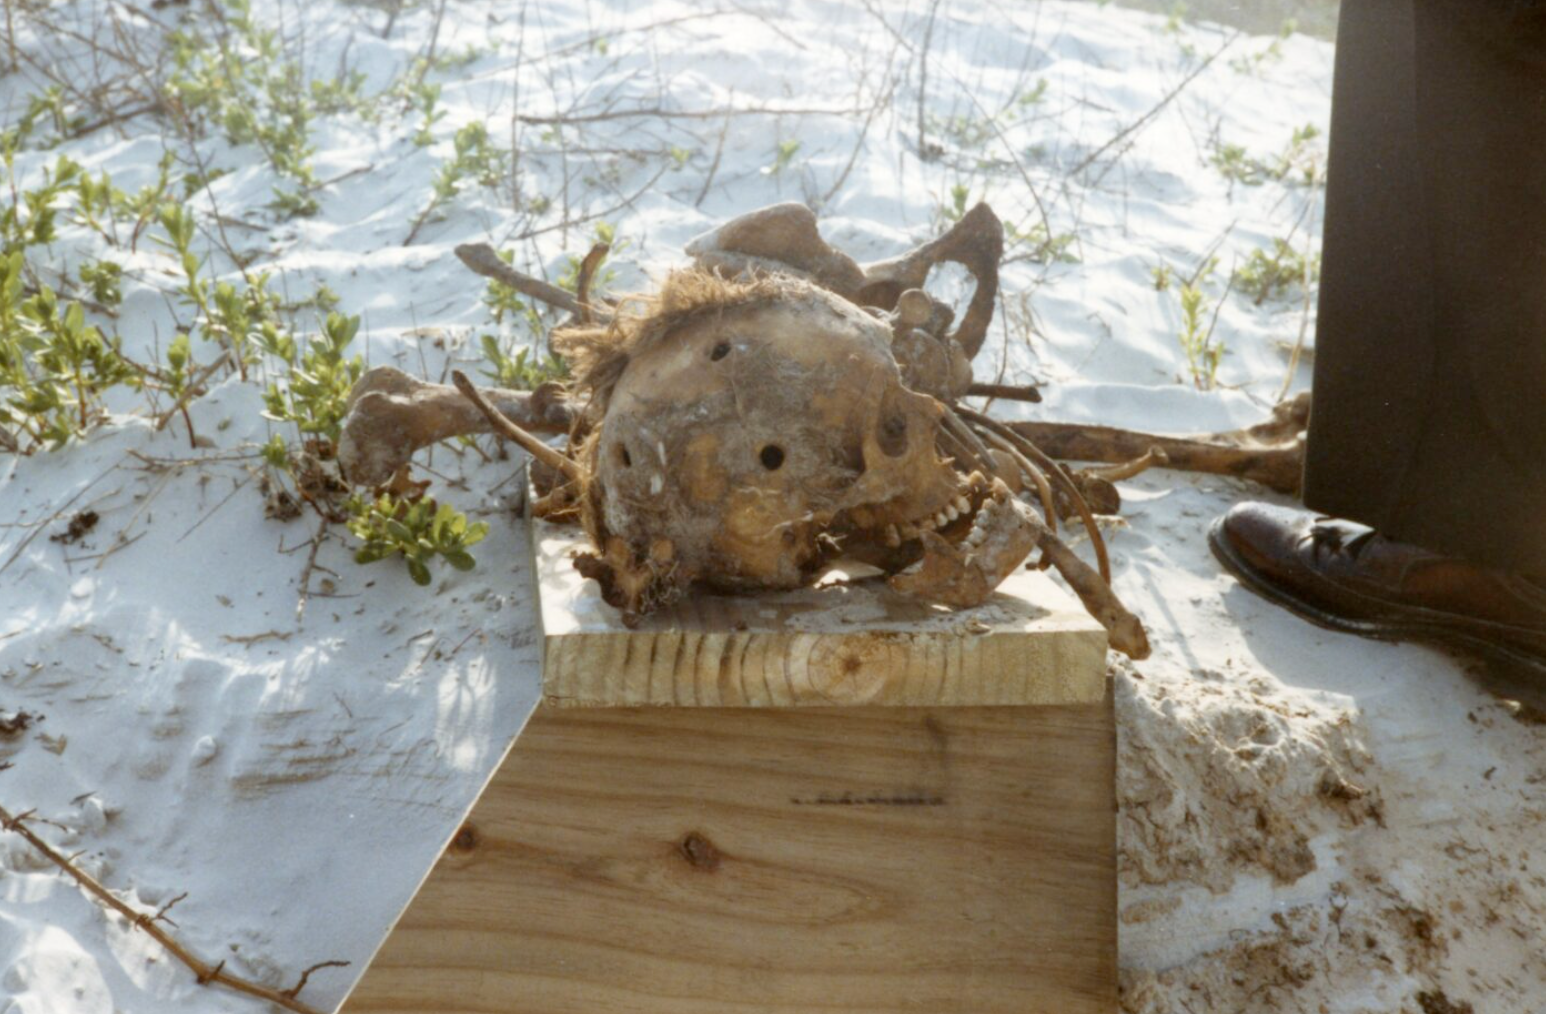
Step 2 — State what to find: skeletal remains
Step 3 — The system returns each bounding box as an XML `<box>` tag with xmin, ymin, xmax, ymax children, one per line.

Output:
<box><xmin>336</xmin><ymin>201</ymin><xmax>1306</xmax><ymax>659</ymax></box>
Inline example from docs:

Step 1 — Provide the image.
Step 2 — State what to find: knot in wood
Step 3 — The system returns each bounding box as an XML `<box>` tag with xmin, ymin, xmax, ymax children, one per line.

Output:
<box><xmin>449</xmin><ymin>824</ymin><xmax>480</xmax><ymax>854</ymax></box>
<box><xmin>677</xmin><ymin>831</ymin><xmax>722</xmax><ymax>872</ymax></box>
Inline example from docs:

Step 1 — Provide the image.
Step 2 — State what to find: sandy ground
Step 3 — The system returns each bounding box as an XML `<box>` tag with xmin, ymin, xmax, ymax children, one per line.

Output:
<box><xmin>0</xmin><ymin>1</ymin><xmax>1539</xmax><ymax>1012</ymax></box>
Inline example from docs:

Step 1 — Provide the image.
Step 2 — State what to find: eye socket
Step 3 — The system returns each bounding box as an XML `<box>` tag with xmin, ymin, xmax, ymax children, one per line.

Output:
<box><xmin>878</xmin><ymin>414</ymin><xmax>908</xmax><ymax>457</ymax></box>
<box><xmin>710</xmin><ymin>342</ymin><xmax>731</xmax><ymax>361</ymax></box>
<box><xmin>615</xmin><ymin>442</ymin><xmax>632</xmax><ymax>468</ymax></box>
<box><xmin>759</xmin><ymin>445</ymin><xmax>785</xmax><ymax>471</ymax></box>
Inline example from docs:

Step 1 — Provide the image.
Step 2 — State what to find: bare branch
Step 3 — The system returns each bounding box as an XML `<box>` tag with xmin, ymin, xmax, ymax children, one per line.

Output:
<box><xmin>450</xmin><ymin>371</ymin><xmax>584</xmax><ymax>481</ymax></box>
<box><xmin>0</xmin><ymin>805</ymin><xmax>343</xmax><ymax>1014</ymax></box>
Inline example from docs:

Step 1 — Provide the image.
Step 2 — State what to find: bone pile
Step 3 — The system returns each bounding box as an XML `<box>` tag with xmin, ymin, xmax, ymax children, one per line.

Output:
<box><xmin>339</xmin><ymin>203</ymin><xmax>1153</xmax><ymax>657</ymax></box>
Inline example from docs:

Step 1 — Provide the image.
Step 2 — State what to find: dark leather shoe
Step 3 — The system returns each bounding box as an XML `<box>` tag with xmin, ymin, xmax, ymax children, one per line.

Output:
<box><xmin>1209</xmin><ymin>502</ymin><xmax>1546</xmax><ymax>676</ymax></box>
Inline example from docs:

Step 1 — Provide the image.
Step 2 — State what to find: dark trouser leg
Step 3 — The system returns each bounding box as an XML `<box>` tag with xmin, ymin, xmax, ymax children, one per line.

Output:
<box><xmin>1302</xmin><ymin>0</ymin><xmax>1546</xmax><ymax>575</ymax></box>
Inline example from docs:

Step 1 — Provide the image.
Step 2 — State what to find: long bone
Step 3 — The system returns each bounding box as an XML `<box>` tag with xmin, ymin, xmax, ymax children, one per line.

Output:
<box><xmin>337</xmin><ymin>366</ymin><xmax>572</xmax><ymax>487</ymax></box>
<box><xmin>1006</xmin><ymin>392</ymin><xmax>1310</xmax><ymax>495</ymax></box>
<box><xmin>453</xmin><ymin>242</ymin><xmax>613</xmax><ymax>324</ymax></box>
<box><xmin>450</xmin><ymin>371</ymin><xmax>584</xmax><ymax>481</ymax></box>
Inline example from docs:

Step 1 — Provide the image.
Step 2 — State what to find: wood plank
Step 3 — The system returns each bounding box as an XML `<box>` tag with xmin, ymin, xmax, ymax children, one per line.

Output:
<box><xmin>342</xmin><ymin>697</ymin><xmax>1117</xmax><ymax>1014</ymax></box>
<box><xmin>532</xmin><ymin>517</ymin><xmax>1108</xmax><ymax>708</ymax></box>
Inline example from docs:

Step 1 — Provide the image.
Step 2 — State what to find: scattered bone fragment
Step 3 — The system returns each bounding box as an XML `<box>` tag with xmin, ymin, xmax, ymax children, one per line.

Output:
<box><xmin>337</xmin><ymin>366</ymin><xmax>570</xmax><ymax>487</ymax></box>
<box><xmin>685</xmin><ymin>201</ymin><xmax>867</xmax><ymax>296</ymax></box>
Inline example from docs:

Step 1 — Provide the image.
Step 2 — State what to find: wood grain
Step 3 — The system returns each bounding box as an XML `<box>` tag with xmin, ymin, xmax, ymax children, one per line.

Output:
<box><xmin>532</xmin><ymin>519</ymin><xmax>1109</xmax><ymax>708</ymax></box>
<box><xmin>342</xmin><ymin>698</ymin><xmax>1117</xmax><ymax>1014</ymax></box>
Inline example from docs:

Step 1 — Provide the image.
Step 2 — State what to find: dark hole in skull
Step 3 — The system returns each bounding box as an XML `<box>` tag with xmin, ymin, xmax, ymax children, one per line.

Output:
<box><xmin>615</xmin><ymin>441</ymin><xmax>632</xmax><ymax>468</ymax></box>
<box><xmin>760</xmin><ymin>444</ymin><xmax>785</xmax><ymax>471</ymax></box>
<box><xmin>878</xmin><ymin>414</ymin><xmax>909</xmax><ymax>457</ymax></box>
<box><xmin>710</xmin><ymin>342</ymin><xmax>731</xmax><ymax>361</ymax></box>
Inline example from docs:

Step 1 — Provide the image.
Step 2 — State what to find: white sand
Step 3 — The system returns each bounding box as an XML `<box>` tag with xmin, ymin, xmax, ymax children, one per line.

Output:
<box><xmin>0</xmin><ymin>2</ymin><xmax>1540</xmax><ymax>1012</ymax></box>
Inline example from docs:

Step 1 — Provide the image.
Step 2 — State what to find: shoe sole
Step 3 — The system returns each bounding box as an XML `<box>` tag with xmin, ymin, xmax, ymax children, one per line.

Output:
<box><xmin>1207</xmin><ymin>516</ymin><xmax>1546</xmax><ymax>682</ymax></box>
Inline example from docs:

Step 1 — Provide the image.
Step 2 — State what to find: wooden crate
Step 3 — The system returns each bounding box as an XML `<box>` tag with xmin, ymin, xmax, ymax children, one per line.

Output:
<box><xmin>341</xmin><ymin>522</ymin><xmax>1116</xmax><ymax>1014</ymax></box>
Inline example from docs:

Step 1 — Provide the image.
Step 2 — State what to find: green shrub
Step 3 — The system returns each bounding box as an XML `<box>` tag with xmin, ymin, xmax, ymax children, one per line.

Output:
<box><xmin>346</xmin><ymin>493</ymin><xmax>489</xmax><ymax>586</ymax></box>
<box><xmin>0</xmin><ymin>253</ymin><xmax>137</xmax><ymax>451</ymax></box>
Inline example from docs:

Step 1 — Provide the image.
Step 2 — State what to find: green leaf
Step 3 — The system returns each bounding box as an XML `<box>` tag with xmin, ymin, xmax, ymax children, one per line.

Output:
<box><xmin>406</xmin><ymin>557</ymin><xmax>432</xmax><ymax>585</ymax></box>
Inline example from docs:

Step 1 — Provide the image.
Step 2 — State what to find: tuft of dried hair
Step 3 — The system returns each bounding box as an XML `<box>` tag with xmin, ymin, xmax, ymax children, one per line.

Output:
<box><xmin>552</xmin><ymin>268</ymin><xmax>799</xmax><ymax>412</ymax></box>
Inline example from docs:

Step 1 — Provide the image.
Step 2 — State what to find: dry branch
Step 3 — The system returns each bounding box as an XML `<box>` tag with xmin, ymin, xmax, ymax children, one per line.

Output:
<box><xmin>0</xmin><ymin>804</ymin><xmax>343</xmax><ymax>1014</ymax></box>
<box><xmin>1068</xmin><ymin>32</ymin><xmax>1239</xmax><ymax>177</ymax></box>
<box><xmin>450</xmin><ymin>371</ymin><xmax>584</xmax><ymax>481</ymax></box>
<box><xmin>513</xmin><ymin>103</ymin><xmax>863</xmax><ymax>126</ymax></box>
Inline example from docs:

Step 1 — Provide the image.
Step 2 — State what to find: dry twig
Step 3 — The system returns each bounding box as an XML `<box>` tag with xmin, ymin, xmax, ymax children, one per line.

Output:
<box><xmin>0</xmin><ymin>805</ymin><xmax>344</xmax><ymax>1014</ymax></box>
<box><xmin>451</xmin><ymin>371</ymin><xmax>584</xmax><ymax>480</ymax></box>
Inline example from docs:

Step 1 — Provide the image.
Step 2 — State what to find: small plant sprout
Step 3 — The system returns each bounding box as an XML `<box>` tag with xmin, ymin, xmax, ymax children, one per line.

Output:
<box><xmin>1173</xmin><ymin>258</ymin><xmax>1229</xmax><ymax>391</ymax></box>
<box><xmin>406</xmin><ymin>122</ymin><xmax>511</xmax><ymax>241</ymax></box>
<box><xmin>261</xmin><ymin>311</ymin><xmax>365</xmax><ymax>443</ymax></box>
<box><xmin>0</xmin><ymin>253</ymin><xmax>138</xmax><ymax>451</ymax></box>
<box><xmin>1229</xmin><ymin>21</ymin><xmax>1294</xmax><ymax>75</ymax></box>
<box><xmin>346</xmin><ymin>493</ymin><xmax>489</xmax><ymax>586</ymax></box>
<box><xmin>479</xmin><ymin>336</ymin><xmax>569</xmax><ymax>390</ymax></box>
<box><xmin>1234</xmin><ymin>237</ymin><xmax>1319</xmax><ymax>305</ymax></box>
<box><xmin>1005</xmin><ymin>219</ymin><xmax>1079</xmax><ymax>264</ymax></box>
<box><xmin>762</xmin><ymin>139</ymin><xmax>801</xmax><ymax>177</ymax></box>
<box><xmin>78</xmin><ymin>259</ymin><xmax>123</xmax><ymax>308</ymax></box>
<box><xmin>1</xmin><ymin>154</ymin><xmax>82</xmax><ymax>256</ymax></box>
<box><xmin>436</xmin><ymin>122</ymin><xmax>508</xmax><ymax>196</ymax></box>
<box><xmin>1164</xmin><ymin>1</ymin><xmax>1189</xmax><ymax>33</ymax></box>
<box><xmin>412</xmin><ymin>82</ymin><xmax>445</xmax><ymax>147</ymax></box>
<box><xmin>157</xmin><ymin>204</ymin><xmax>284</xmax><ymax>377</ymax></box>
<box><xmin>1211</xmin><ymin>124</ymin><xmax>1326</xmax><ymax>191</ymax></box>
<box><xmin>479</xmin><ymin>248</ymin><xmax>538</xmax><ymax>327</ymax></box>
<box><xmin>942</xmin><ymin>183</ymin><xmax>972</xmax><ymax>223</ymax></box>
